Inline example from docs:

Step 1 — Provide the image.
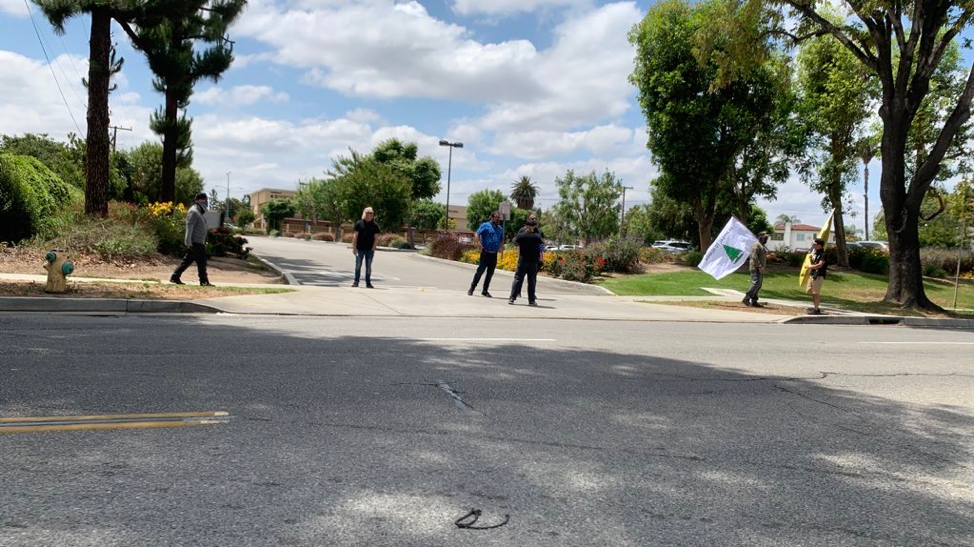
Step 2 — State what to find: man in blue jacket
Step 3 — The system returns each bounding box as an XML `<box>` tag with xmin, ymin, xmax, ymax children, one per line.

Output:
<box><xmin>469</xmin><ymin>211</ymin><xmax>504</xmax><ymax>297</ymax></box>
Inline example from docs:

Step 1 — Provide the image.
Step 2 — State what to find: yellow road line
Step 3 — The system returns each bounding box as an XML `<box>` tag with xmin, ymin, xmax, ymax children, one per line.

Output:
<box><xmin>0</xmin><ymin>411</ymin><xmax>228</xmax><ymax>424</ymax></box>
<box><xmin>0</xmin><ymin>420</ymin><xmax>226</xmax><ymax>435</ymax></box>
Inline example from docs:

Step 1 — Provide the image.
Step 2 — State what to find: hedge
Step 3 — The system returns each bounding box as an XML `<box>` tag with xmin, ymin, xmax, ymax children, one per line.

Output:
<box><xmin>0</xmin><ymin>153</ymin><xmax>77</xmax><ymax>243</ymax></box>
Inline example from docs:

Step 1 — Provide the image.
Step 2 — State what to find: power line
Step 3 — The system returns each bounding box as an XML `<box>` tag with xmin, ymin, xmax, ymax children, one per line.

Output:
<box><xmin>24</xmin><ymin>0</ymin><xmax>83</xmax><ymax>135</ymax></box>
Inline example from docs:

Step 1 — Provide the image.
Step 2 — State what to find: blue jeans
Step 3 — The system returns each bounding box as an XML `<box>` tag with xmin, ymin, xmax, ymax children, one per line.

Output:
<box><xmin>354</xmin><ymin>249</ymin><xmax>375</xmax><ymax>284</ymax></box>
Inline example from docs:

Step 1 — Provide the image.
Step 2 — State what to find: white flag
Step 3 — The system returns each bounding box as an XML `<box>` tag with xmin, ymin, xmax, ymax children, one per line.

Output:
<box><xmin>698</xmin><ymin>217</ymin><xmax>758</xmax><ymax>280</ymax></box>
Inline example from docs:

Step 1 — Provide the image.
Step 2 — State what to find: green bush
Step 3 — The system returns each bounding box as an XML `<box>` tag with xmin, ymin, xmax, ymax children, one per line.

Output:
<box><xmin>639</xmin><ymin>246</ymin><xmax>675</xmax><ymax>264</ymax></box>
<box><xmin>389</xmin><ymin>238</ymin><xmax>413</xmax><ymax>249</ymax></box>
<box><xmin>923</xmin><ymin>263</ymin><xmax>948</xmax><ymax>278</ymax></box>
<box><xmin>145</xmin><ymin>206</ymin><xmax>186</xmax><ymax>257</ymax></box>
<box><xmin>206</xmin><ymin>227</ymin><xmax>251</xmax><ymax>258</ymax></box>
<box><xmin>34</xmin><ymin>201</ymin><xmax>158</xmax><ymax>261</ymax></box>
<box><xmin>312</xmin><ymin>233</ymin><xmax>335</xmax><ymax>241</ymax></box>
<box><xmin>270</xmin><ymin>229</ymin><xmax>280</xmax><ymax>237</ymax></box>
<box><xmin>0</xmin><ymin>154</ymin><xmax>77</xmax><ymax>243</ymax></box>
<box><xmin>921</xmin><ymin>247</ymin><xmax>974</xmax><ymax>275</ymax></box>
<box><xmin>680</xmin><ymin>250</ymin><xmax>703</xmax><ymax>267</ymax></box>
<box><xmin>848</xmin><ymin>246</ymin><xmax>889</xmax><ymax>274</ymax></box>
<box><xmin>585</xmin><ymin>237</ymin><xmax>643</xmax><ymax>274</ymax></box>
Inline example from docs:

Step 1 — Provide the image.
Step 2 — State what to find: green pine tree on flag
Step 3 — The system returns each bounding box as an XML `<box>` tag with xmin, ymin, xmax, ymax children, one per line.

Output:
<box><xmin>723</xmin><ymin>245</ymin><xmax>743</xmax><ymax>261</ymax></box>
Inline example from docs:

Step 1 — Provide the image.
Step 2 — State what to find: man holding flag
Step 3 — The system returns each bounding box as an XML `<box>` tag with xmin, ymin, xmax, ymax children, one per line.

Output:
<box><xmin>698</xmin><ymin>217</ymin><xmax>758</xmax><ymax>281</ymax></box>
<box><xmin>798</xmin><ymin>212</ymin><xmax>834</xmax><ymax>315</ymax></box>
<box><xmin>743</xmin><ymin>232</ymin><xmax>769</xmax><ymax>307</ymax></box>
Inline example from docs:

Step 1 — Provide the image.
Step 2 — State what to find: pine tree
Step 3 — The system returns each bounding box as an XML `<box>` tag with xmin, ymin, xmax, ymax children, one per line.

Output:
<box><xmin>130</xmin><ymin>1</ymin><xmax>246</xmax><ymax>203</ymax></box>
<box><xmin>33</xmin><ymin>1</ymin><xmax>167</xmax><ymax>216</ymax></box>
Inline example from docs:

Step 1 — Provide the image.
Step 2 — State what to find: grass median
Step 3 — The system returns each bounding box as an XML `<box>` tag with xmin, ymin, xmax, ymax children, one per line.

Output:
<box><xmin>599</xmin><ymin>266</ymin><xmax>974</xmax><ymax>317</ymax></box>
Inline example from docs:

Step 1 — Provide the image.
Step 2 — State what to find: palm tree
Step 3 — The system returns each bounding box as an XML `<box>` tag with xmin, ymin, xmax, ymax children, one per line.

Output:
<box><xmin>510</xmin><ymin>176</ymin><xmax>539</xmax><ymax>210</ymax></box>
<box><xmin>33</xmin><ymin>1</ymin><xmax>167</xmax><ymax>216</ymax></box>
<box><xmin>774</xmin><ymin>214</ymin><xmax>801</xmax><ymax>226</ymax></box>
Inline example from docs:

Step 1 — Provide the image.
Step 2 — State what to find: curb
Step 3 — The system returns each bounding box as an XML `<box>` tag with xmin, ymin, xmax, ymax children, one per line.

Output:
<box><xmin>412</xmin><ymin>253</ymin><xmax>614</xmax><ymax>296</ymax></box>
<box><xmin>0</xmin><ymin>297</ymin><xmax>220</xmax><ymax>314</ymax></box>
<box><xmin>254</xmin><ymin>255</ymin><xmax>297</xmax><ymax>285</ymax></box>
<box><xmin>781</xmin><ymin>314</ymin><xmax>974</xmax><ymax>328</ymax></box>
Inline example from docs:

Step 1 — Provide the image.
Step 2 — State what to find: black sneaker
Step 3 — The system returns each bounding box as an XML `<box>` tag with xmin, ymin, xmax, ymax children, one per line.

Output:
<box><xmin>200</xmin><ymin>281</ymin><xmax>214</xmax><ymax>287</ymax></box>
<box><xmin>752</xmin><ymin>301</ymin><xmax>765</xmax><ymax>308</ymax></box>
<box><xmin>468</xmin><ymin>288</ymin><xmax>474</xmax><ymax>296</ymax></box>
<box><xmin>742</xmin><ymin>298</ymin><xmax>752</xmax><ymax>307</ymax></box>
<box><xmin>366</xmin><ymin>283</ymin><xmax>374</xmax><ymax>289</ymax></box>
<box><xmin>482</xmin><ymin>291</ymin><xmax>492</xmax><ymax>298</ymax></box>
<box><xmin>807</xmin><ymin>308</ymin><xmax>822</xmax><ymax>315</ymax></box>
<box><xmin>528</xmin><ymin>301</ymin><xmax>538</xmax><ymax>307</ymax></box>
<box><xmin>170</xmin><ymin>276</ymin><xmax>184</xmax><ymax>285</ymax></box>
<box><xmin>352</xmin><ymin>282</ymin><xmax>359</xmax><ymax>288</ymax></box>
<box><xmin>508</xmin><ymin>299</ymin><xmax>515</xmax><ymax>305</ymax></box>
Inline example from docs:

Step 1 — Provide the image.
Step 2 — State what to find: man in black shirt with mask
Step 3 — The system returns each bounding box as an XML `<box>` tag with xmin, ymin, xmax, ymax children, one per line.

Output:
<box><xmin>509</xmin><ymin>216</ymin><xmax>544</xmax><ymax>306</ymax></box>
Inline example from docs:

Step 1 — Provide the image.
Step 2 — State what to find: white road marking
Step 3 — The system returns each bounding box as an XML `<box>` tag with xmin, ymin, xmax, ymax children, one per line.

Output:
<box><xmin>860</xmin><ymin>342</ymin><xmax>974</xmax><ymax>345</ymax></box>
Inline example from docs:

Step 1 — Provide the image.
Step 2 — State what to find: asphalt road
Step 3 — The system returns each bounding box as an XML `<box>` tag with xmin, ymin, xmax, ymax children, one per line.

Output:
<box><xmin>1</xmin><ymin>314</ymin><xmax>972</xmax><ymax>546</ymax></box>
<box><xmin>247</xmin><ymin>235</ymin><xmax>598</xmax><ymax>295</ymax></box>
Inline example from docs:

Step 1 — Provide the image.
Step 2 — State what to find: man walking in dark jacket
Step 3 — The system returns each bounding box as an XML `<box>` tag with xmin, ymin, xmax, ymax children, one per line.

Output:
<box><xmin>170</xmin><ymin>193</ymin><xmax>212</xmax><ymax>286</ymax></box>
<box><xmin>509</xmin><ymin>216</ymin><xmax>544</xmax><ymax>306</ymax></box>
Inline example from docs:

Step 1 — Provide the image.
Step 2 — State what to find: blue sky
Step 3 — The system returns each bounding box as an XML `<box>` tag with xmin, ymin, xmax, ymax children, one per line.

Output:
<box><xmin>0</xmin><ymin>0</ymin><xmax>946</xmax><ymax>233</ymax></box>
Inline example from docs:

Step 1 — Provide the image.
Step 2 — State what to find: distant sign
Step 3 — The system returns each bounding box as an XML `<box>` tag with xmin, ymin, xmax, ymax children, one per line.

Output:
<box><xmin>499</xmin><ymin>201</ymin><xmax>511</xmax><ymax>220</ymax></box>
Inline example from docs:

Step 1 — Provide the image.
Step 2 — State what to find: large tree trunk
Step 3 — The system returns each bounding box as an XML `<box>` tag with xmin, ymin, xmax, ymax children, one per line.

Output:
<box><xmin>84</xmin><ymin>9</ymin><xmax>112</xmax><ymax>217</ymax></box>
<box><xmin>828</xmin><ymin>186</ymin><xmax>849</xmax><ymax>268</ymax></box>
<box><xmin>695</xmin><ymin>212</ymin><xmax>714</xmax><ymax>253</ymax></box>
<box><xmin>879</xmin><ymin>118</ymin><xmax>939</xmax><ymax>309</ymax></box>
<box><xmin>159</xmin><ymin>86</ymin><xmax>179</xmax><ymax>203</ymax></box>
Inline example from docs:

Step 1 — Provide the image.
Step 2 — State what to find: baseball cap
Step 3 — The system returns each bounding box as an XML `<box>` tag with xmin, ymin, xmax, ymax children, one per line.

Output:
<box><xmin>195</xmin><ymin>193</ymin><xmax>208</xmax><ymax>201</ymax></box>
<box><xmin>813</xmin><ymin>237</ymin><xmax>825</xmax><ymax>246</ymax></box>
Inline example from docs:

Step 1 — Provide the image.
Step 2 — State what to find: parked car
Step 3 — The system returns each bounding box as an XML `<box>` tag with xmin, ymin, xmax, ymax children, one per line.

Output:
<box><xmin>651</xmin><ymin>240</ymin><xmax>693</xmax><ymax>253</ymax></box>
<box><xmin>557</xmin><ymin>244</ymin><xmax>584</xmax><ymax>251</ymax></box>
<box><xmin>857</xmin><ymin>240</ymin><xmax>889</xmax><ymax>252</ymax></box>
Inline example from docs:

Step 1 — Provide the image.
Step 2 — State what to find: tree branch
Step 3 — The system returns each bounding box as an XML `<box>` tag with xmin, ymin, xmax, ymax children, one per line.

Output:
<box><xmin>115</xmin><ymin>20</ymin><xmax>151</xmax><ymax>53</ymax></box>
<box><xmin>783</xmin><ymin>1</ymin><xmax>878</xmax><ymax>71</ymax></box>
<box><xmin>760</xmin><ymin>27</ymin><xmax>828</xmax><ymax>44</ymax></box>
<box><xmin>910</xmin><ymin>62</ymin><xmax>974</xmax><ymax>204</ymax></box>
<box><xmin>919</xmin><ymin>188</ymin><xmax>946</xmax><ymax>221</ymax></box>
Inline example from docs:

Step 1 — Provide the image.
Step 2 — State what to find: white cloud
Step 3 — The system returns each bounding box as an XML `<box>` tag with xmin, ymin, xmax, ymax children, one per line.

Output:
<box><xmin>487</xmin><ymin>124</ymin><xmax>639</xmax><ymax>159</ymax></box>
<box><xmin>451</xmin><ymin>0</ymin><xmax>588</xmax><ymax>17</ymax></box>
<box><xmin>195</xmin><ymin>84</ymin><xmax>289</xmax><ymax>107</ymax></box>
<box><xmin>344</xmin><ymin>108</ymin><xmax>383</xmax><ymax>124</ymax></box>
<box><xmin>1</xmin><ymin>0</ymin><xmax>25</xmax><ymax>17</ymax></box>
<box><xmin>0</xmin><ymin>51</ymin><xmax>89</xmax><ymax>138</ymax></box>
<box><xmin>238</xmin><ymin>1</ymin><xmax>641</xmax><ymax>132</ymax></box>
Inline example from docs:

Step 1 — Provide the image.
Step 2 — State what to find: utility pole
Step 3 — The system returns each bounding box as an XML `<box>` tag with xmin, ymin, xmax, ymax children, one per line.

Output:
<box><xmin>953</xmin><ymin>193</ymin><xmax>971</xmax><ymax>311</ymax></box>
<box><xmin>110</xmin><ymin>126</ymin><xmax>132</xmax><ymax>153</ymax></box>
<box><xmin>620</xmin><ymin>186</ymin><xmax>634</xmax><ymax>236</ymax></box>
<box><xmin>225</xmin><ymin>171</ymin><xmax>232</xmax><ymax>226</ymax></box>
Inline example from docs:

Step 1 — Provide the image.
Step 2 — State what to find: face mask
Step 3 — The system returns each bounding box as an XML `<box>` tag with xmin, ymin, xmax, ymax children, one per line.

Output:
<box><xmin>527</xmin><ymin>219</ymin><xmax>538</xmax><ymax>226</ymax></box>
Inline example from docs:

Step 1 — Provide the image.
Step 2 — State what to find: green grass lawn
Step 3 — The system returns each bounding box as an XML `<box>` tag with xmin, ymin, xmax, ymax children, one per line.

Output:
<box><xmin>599</xmin><ymin>267</ymin><xmax>974</xmax><ymax>315</ymax></box>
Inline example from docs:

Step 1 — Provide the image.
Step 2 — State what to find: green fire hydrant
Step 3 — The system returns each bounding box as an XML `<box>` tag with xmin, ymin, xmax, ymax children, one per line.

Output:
<box><xmin>44</xmin><ymin>250</ymin><xmax>74</xmax><ymax>293</ymax></box>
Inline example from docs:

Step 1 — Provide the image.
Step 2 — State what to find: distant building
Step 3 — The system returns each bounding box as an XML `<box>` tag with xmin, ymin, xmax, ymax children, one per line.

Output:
<box><xmin>448</xmin><ymin>205</ymin><xmax>470</xmax><ymax>233</ymax></box>
<box><xmin>769</xmin><ymin>222</ymin><xmax>836</xmax><ymax>252</ymax></box>
<box><xmin>250</xmin><ymin>188</ymin><xmax>296</xmax><ymax>231</ymax></box>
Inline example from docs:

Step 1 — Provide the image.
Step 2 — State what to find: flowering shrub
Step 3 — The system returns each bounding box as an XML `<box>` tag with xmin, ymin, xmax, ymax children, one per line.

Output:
<box><xmin>143</xmin><ymin>202</ymin><xmax>187</xmax><ymax>256</ymax></box>
<box><xmin>585</xmin><ymin>237</ymin><xmax>642</xmax><ymax>273</ymax></box>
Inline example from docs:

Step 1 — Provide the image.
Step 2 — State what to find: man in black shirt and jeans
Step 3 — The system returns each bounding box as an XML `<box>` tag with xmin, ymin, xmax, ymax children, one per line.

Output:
<box><xmin>352</xmin><ymin>207</ymin><xmax>380</xmax><ymax>288</ymax></box>
<box><xmin>806</xmin><ymin>237</ymin><xmax>827</xmax><ymax>314</ymax></box>
<box><xmin>509</xmin><ymin>216</ymin><xmax>544</xmax><ymax>306</ymax></box>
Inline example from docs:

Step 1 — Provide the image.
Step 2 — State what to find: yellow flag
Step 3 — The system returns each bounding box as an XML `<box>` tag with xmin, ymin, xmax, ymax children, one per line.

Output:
<box><xmin>799</xmin><ymin>212</ymin><xmax>834</xmax><ymax>287</ymax></box>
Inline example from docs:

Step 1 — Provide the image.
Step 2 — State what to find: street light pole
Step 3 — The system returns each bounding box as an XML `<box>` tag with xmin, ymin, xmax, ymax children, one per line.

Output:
<box><xmin>620</xmin><ymin>186</ymin><xmax>634</xmax><ymax>235</ymax></box>
<box><xmin>225</xmin><ymin>171</ymin><xmax>232</xmax><ymax>226</ymax></box>
<box><xmin>439</xmin><ymin>140</ymin><xmax>463</xmax><ymax>230</ymax></box>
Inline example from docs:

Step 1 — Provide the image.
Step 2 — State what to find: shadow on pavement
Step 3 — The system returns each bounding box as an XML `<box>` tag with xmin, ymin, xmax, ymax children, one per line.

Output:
<box><xmin>1</xmin><ymin>314</ymin><xmax>971</xmax><ymax>546</ymax></box>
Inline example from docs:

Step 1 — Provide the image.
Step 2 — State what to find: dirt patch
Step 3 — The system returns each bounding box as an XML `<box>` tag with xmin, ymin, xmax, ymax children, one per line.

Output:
<box><xmin>643</xmin><ymin>299</ymin><xmax>805</xmax><ymax>315</ymax></box>
<box><xmin>0</xmin><ymin>281</ymin><xmax>293</xmax><ymax>300</ymax></box>
<box><xmin>0</xmin><ymin>247</ymin><xmax>283</xmax><ymax>285</ymax></box>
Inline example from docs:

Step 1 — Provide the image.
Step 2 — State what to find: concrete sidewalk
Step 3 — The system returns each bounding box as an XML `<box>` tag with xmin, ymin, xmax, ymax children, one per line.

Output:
<box><xmin>196</xmin><ymin>284</ymin><xmax>789</xmax><ymax>322</ymax></box>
